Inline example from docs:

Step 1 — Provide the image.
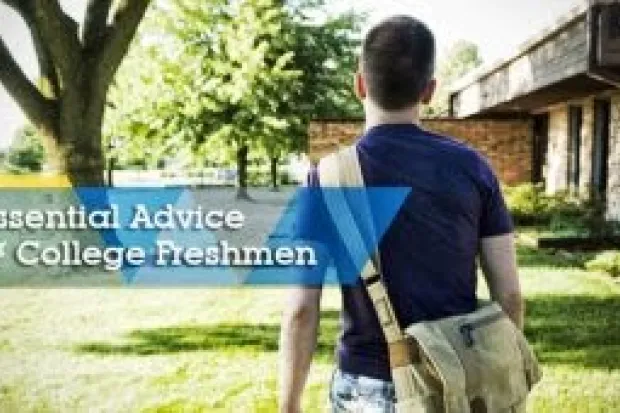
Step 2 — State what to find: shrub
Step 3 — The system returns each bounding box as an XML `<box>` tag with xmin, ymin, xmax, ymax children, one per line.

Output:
<box><xmin>585</xmin><ymin>251</ymin><xmax>620</xmax><ymax>277</ymax></box>
<box><xmin>5</xmin><ymin>125</ymin><xmax>45</xmax><ymax>173</ymax></box>
<box><xmin>504</xmin><ymin>183</ymin><xmax>549</xmax><ymax>225</ymax></box>
<box><xmin>504</xmin><ymin>184</ymin><xmax>618</xmax><ymax>236</ymax></box>
<box><xmin>504</xmin><ymin>184</ymin><xmax>582</xmax><ymax>227</ymax></box>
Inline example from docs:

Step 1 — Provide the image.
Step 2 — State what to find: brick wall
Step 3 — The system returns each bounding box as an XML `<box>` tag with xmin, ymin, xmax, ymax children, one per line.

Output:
<box><xmin>608</xmin><ymin>94</ymin><xmax>620</xmax><ymax>220</ymax></box>
<box><xmin>308</xmin><ymin>119</ymin><xmax>533</xmax><ymax>185</ymax></box>
<box><xmin>308</xmin><ymin>121</ymin><xmax>362</xmax><ymax>161</ymax></box>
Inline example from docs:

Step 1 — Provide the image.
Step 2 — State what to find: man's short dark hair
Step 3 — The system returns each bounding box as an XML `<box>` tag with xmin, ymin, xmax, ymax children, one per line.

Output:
<box><xmin>361</xmin><ymin>16</ymin><xmax>436</xmax><ymax>111</ymax></box>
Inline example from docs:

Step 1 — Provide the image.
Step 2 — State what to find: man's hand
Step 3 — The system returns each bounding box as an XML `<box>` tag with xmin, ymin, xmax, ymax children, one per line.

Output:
<box><xmin>278</xmin><ymin>287</ymin><xmax>322</xmax><ymax>413</ymax></box>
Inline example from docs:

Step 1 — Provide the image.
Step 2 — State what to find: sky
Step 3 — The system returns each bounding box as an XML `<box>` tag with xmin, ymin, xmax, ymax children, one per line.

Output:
<box><xmin>0</xmin><ymin>0</ymin><xmax>583</xmax><ymax>150</ymax></box>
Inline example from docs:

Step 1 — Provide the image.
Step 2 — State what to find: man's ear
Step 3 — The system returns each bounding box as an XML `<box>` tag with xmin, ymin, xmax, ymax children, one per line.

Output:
<box><xmin>354</xmin><ymin>72</ymin><xmax>367</xmax><ymax>100</ymax></box>
<box><xmin>419</xmin><ymin>79</ymin><xmax>437</xmax><ymax>105</ymax></box>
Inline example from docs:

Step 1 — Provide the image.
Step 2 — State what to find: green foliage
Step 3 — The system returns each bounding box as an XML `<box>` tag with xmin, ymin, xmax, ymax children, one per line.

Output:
<box><xmin>505</xmin><ymin>184</ymin><xmax>619</xmax><ymax>237</ymax></box>
<box><xmin>4</xmin><ymin>125</ymin><xmax>45</xmax><ymax>173</ymax></box>
<box><xmin>246</xmin><ymin>164</ymin><xmax>295</xmax><ymax>187</ymax></box>
<box><xmin>585</xmin><ymin>251</ymin><xmax>620</xmax><ymax>277</ymax></box>
<box><xmin>106</xmin><ymin>0</ymin><xmax>363</xmax><ymax>170</ymax></box>
<box><xmin>504</xmin><ymin>183</ymin><xmax>549</xmax><ymax>224</ymax></box>
<box><xmin>426</xmin><ymin>40</ymin><xmax>483</xmax><ymax>117</ymax></box>
<box><xmin>505</xmin><ymin>184</ymin><xmax>580</xmax><ymax>226</ymax></box>
<box><xmin>503</xmin><ymin>183</ymin><xmax>575</xmax><ymax>226</ymax></box>
<box><xmin>545</xmin><ymin>194</ymin><xmax>620</xmax><ymax>237</ymax></box>
<box><xmin>545</xmin><ymin>193</ymin><xmax>593</xmax><ymax>235</ymax></box>
<box><xmin>575</xmin><ymin>196</ymin><xmax>620</xmax><ymax>237</ymax></box>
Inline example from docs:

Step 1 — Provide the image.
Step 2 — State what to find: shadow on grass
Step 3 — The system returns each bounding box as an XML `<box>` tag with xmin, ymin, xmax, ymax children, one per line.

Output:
<box><xmin>75</xmin><ymin>310</ymin><xmax>340</xmax><ymax>361</ymax></box>
<box><xmin>76</xmin><ymin>295</ymin><xmax>619</xmax><ymax>371</ymax></box>
<box><xmin>526</xmin><ymin>294</ymin><xmax>620</xmax><ymax>370</ymax></box>
<box><xmin>517</xmin><ymin>245</ymin><xmax>593</xmax><ymax>269</ymax></box>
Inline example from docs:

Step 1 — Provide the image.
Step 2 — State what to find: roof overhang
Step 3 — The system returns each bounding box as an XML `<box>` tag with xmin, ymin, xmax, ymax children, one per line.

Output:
<box><xmin>463</xmin><ymin>74</ymin><xmax>615</xmax><ymax>117</ymax></box>
<box><xmin>450</xmin><ymin>1</ymin><xmax>620</xmax><ymax>118</ymax></box>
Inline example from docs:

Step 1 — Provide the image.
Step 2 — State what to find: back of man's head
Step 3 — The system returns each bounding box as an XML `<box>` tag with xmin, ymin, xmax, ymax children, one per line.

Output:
<box><xmin>361</xmin><ymin>16</ymin><xmax>436</xmax><ymax>111</ymax></box>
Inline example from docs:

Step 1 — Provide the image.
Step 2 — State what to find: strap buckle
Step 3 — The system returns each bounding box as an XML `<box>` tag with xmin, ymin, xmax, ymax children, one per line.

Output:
<box><xmin>363</xmin><ymin>272</ymin><xmax>381</xmax><ymax>286</ymax></box>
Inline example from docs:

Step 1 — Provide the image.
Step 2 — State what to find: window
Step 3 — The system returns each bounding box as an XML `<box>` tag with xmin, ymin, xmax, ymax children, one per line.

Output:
<box><xmin>605</xmin><ymin>5</ymin><xmax>620</xmax><ymax>40</ymax></box>
<box><xmin>592</xmin><ymin>100</ymin><xmax>611</xmax><ymax>198</ymax></box>
<box><xmin>567</xmin><ymin>106</ymin><xmax>583</xmax><ymax>190</ymax></box>
<box><xmin>532</xmin><ymin>114</ymin><xmax>549</xmax><ymax>185</ymax></box>
<box><xmin>598</xmin><ymin>4</ymin><xmax>620</xmax><ymax>66</ymax></box>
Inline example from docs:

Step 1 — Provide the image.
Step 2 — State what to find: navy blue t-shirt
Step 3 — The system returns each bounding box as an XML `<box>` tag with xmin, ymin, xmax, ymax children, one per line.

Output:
<box><xmin>295</xmin><ymin>123</ymin><xmax>513</xmax><ymax>381</ymax></box>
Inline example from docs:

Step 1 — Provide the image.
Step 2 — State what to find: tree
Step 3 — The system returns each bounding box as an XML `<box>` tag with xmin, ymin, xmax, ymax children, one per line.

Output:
<box><xmin>284</xmin><ymin>6</ymin><xmax>362</xmax><ymax>119</ymax></box>
<box><xmin>106</xmin><ymin>0</ymin><xmax>362</xmax><ymax>196</ymax></box>
<box><xmin>261</xmin><ymin>4</ymin><xmax>361</xmax><ymax>189</ymax></box>
<box><xmin>5</xmin><ymin>124</ymin><xmax>45</xmax><ymax>173</ymax></box>
<box><xmin>257</xmin><ymin>125</ymin><xmax>299</xmax><ymax>190</ymax></box>
<box><xmin>0</xmin><ymin>0</ymin><xmax>150</xmax><ymax>186</ymax></box>
<box><xmin>426</xmin><ymin>40</ymin><xmax>482</xmax><ymax>117</ymax></box>
<box><xmin>108</xmin><ymin>0</ymin><xmax>300</xmax><ymax>198</ymax></box>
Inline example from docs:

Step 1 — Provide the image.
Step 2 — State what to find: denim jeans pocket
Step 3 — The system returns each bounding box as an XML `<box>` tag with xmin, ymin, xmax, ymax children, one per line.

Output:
<box><xmin>330</xmin><ymin>370</ymin><xmax>396</xmax><ymax>413</ymax></box>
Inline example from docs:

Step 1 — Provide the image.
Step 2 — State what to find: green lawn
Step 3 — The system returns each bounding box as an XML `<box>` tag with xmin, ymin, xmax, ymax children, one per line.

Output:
<box><xmin>0</xmin><ymin>244</ymin><xmax>618</xmax><ymax>412</ymax></box>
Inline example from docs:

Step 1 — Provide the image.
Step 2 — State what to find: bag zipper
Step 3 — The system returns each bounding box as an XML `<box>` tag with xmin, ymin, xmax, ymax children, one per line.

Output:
<box><xmin>459</xmin><ymin>311</ymin><xmax>505</xmax><ymax>347</ymax></box>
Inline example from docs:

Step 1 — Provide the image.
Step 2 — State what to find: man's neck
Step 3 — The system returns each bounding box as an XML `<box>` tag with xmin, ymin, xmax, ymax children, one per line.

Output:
<box><xmin>363</xmin><ymin>99</ymin><xmax>421</xmax><ymax>131</ymax></box>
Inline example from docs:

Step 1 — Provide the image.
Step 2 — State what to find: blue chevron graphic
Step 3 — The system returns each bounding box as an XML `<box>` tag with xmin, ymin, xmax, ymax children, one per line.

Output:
<box><xmin>2</xmin><ymin>186</ymin><xmax>410</xmax><ymax>286</ymax></box>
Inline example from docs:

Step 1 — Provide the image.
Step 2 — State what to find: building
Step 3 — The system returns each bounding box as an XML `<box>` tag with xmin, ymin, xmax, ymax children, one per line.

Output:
<box><xmin>308</xmin><ymin>1</ymin><xmax>620</xmax><ymax>220</ymax></box>
<box><xmin>449</xmin><ymin>0</ymin><xmax>620</xmax><ymax>219</ymax></box>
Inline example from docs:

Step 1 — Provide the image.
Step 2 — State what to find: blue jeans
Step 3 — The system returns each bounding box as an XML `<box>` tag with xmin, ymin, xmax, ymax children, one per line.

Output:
<box><xmin>330</xmin><ymin>369</ymin><xmax>397</xmax><ymax>413</ymax></box>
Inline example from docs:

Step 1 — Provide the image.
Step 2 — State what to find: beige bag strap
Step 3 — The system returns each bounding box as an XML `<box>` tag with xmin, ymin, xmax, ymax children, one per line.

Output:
<box><xmin>318</xmin><ymin>146</ymin><xmax>415</xmax><ymax>377</ymax></box>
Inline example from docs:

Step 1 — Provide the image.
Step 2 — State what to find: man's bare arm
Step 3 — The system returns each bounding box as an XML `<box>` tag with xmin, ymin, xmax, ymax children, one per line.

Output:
<box><xmin>278</xmin><ymin>287</ymin><xmax>322</xmax><ymax>413</ymax></box>
<box><xmin>479</xmin><ymin>233</ymin><xmax>524</xmax><ymax>329</ymax></box>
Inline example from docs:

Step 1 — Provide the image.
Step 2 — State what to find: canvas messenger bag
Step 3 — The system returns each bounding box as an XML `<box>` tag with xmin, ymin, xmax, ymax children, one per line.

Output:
<box><xmin>317</xmin><ymin>145</ymin><xmax>541</xmax><ymax>413</ymax></box>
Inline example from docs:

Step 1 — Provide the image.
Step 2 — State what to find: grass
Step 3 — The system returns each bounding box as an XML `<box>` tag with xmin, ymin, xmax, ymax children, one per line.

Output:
<box><xmin>0</xmin><ymin>238</ymin><xmax>618</xmax><ymax>412</ymax></box>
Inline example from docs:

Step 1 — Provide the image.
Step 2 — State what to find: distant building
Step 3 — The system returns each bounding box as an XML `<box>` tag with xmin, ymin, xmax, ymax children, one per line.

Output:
<box><xmin>449</xmin><ymin>1</ymin><xmax>620</xmax><ymax>219</ymax></box>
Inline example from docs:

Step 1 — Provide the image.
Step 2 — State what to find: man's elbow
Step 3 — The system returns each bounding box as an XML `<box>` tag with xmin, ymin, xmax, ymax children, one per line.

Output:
<box><xmin>282</xmin><ymin>303</ymin><xmax>319</xmax><ymax>328</ymax></box>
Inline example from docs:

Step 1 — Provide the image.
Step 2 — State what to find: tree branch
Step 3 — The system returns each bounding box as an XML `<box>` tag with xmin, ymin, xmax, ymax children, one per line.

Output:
<box><xmin>32</xmin><ymin>0</ymin><xmax>81</xmax><ymax>83</ymax></box>
<box><xmin>0</xmin><ymin>37</ymin><xmax>57</xmax><ymax>132</ymax></box>
<box><xmin>1</xmin><ymin>0</ymin><xmax>28</xmax><ymax>13</ymax></box>
<box><xmin>83</xmin><ymin>0</ymin><xmax>113</xmax><ymax>51</ymax></box>
<box><xmin>95</xmin><ymin>0</ymin><xmax>150</xmax><ymax>91</ymax></box>
<box><xmin>3</xmin><ymin>0</ymin><xmax>61</xmax><ymax>98</ymax></box>
<box><xmin>32</xmin><ymin>23</ymin><xmax>61</xmax><ymax>98</ymax></box>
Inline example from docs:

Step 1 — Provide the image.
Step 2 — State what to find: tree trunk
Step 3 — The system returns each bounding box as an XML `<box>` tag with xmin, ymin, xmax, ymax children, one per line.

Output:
<box><xmin>40</xmin><ymin>88</ymin><xmax>106</xmax><ymax>187</ymax></box>
<box><xmin>63</xmin><ymin>130</ymin><xmax>105</xmax><ymax>187</ymax></box>
<box><xmin>270</xmin><ymin>156</ymin><xmax>279</xmax><ymax>191</ymax></box>
<box><xmin>39</xmin><ymin>130</ymin><xmax>66</xmax><ymax>174</ymax></box>
<box><xmin>0</xmin><ymin>0</ymin><xmax>150</xmax><ymax>188</ymax></box>
<box><xmin>236</xmin><ymin>144</ymin><xmax>251</xmax><ymax>200</ymax></box>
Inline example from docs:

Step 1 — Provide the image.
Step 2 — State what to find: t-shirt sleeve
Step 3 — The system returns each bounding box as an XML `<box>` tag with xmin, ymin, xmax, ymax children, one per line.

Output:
<box><xmin>478</xmin><ymin>160</ymin><xmax>514</xmax><ymax>238</ymax></box>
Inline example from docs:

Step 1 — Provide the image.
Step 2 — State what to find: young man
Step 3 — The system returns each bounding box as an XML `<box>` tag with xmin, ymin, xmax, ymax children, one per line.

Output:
<box><xmin>279</xmin><ymin>15</ymin><xmax>523</xmax><ymax>413</ymax></box>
